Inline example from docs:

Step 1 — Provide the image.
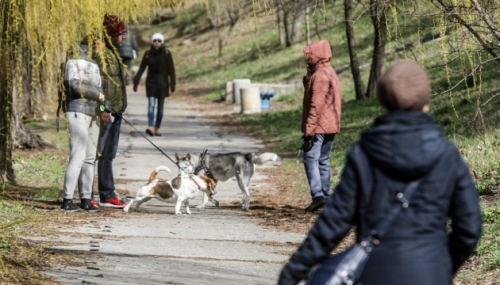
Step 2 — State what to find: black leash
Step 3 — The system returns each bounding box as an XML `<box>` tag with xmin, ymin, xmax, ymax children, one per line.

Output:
<box><xmin>101</xmin><ymin>101</ymin><xmax>180</xmax><ymax>169</ymax></box>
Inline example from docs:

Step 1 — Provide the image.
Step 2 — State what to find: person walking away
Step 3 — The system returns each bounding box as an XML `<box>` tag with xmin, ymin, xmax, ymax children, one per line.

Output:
<box><xmin>94</xmin><ymin>14</ymin><xmax>128</xmax><ymax>208</ymax></box>
<box><xmin>301</xmin><ymin>40</ymin><xmax>342</xmax><ymax>212</ymax></box>
<box><xmin>117</xmin><ymin>30</ymin><xmax>138</xmax><ymax>85</ymax></box>
<box><xmin>278</xmin><ymin>61</ymin><xmax>482</xmax><ymax>285</ymax></box>
<box><xmin>133</xmin><ymin>32</ymin><xmax>176</xmax><ymax>136</ymax></box>
<box><xmin>60</xmin><ymin>36</ymin><xmax>105</xmax><ymax>213</ymax></box>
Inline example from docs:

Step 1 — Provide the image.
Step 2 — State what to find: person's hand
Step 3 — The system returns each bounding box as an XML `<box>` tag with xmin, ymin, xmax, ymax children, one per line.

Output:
<box><xmin>99</xmin><ymin>93</ymin><xmax>105</xmax><ymax>101</ymax></box>
<box><xmin>133</xmin><ymin>85</ymin><xmax>137</xmax><ymax>92</ymax></box>
<box><xmin>302</xmin><ymin>135</ymin><xmax>316</xmax><ymax>152</ymax></box>
<box><xmin>170</xmin><ymin>84</ymin><xmax>175</xmax><ymax>93</ymax></box>
<box><xmin>101</xmin><ymin>112</ymin><xmax>113</xmax><ymax>123</ymax></box>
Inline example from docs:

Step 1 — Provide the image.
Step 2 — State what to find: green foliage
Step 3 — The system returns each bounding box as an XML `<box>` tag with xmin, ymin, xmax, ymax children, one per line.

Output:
<box><xmin>0</xmin><ymin>201</ymin><xmax>39</xmax><ymax>249</ymax></box>
<box><xmin>477</xmin><ymin>208</ymin><xmax>500</xmax><ymax>270</ymax></box>
<box><xmin>483</xmin><ymin>206</ymin><xmax>500</xmax><ymax>224</ymax></box>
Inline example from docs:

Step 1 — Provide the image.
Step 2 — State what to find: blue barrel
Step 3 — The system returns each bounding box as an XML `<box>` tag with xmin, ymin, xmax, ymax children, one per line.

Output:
<box><xmin>260</xmin><ymin>91</ymin><xmax>276</xmax><ymax>110</ymax></box>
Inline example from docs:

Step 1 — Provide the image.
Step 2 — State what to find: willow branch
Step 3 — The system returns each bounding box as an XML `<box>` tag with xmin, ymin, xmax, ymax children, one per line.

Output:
<box><xmin>470</xmin><ymin>0</ymin><xmax>500</xmax><ymax>43</ymax></box>
<box><xmin>433</xmin><ymin>0</ymin><xmax>500</xmax><ymax>65</ymax></box>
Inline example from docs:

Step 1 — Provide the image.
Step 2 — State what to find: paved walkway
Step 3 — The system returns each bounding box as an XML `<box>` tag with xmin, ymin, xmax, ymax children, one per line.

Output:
<box><xmin>34</xmin><ymin>86</ymin><xmax>305</xmax><ymax>285</ymax></box>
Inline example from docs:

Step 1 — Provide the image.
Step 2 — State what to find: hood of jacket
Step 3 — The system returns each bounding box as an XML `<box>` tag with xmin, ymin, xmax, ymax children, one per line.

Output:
<box><xmin>303</xmin><ymin>40</ymin><xmax>332</xmax><ymax>68</ymax></box>
<box><xmin>359</xmin><ymin>111</ymin><xmax>447</xmax><ymax>181</ymax></box>
<box><xmin>150</xmin><ymin>44</ymin><xmax>165</xmax><ymax>55</ymax></box>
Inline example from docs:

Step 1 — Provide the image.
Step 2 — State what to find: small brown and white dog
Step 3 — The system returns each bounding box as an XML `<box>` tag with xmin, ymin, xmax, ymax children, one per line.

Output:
<box><xmin>123</xmin><ymin>165</ymin><xmax>217</xmax><ymax>214</ymax></box>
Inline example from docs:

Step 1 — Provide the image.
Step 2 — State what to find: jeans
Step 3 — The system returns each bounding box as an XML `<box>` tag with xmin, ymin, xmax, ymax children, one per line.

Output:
<box><xmin>147</xmin><ymin>96</ymin><xmax>165</xmax><ymax>128</ymax></box>
<box><xmin>63</xmin><ymin>112</ymin><xmax>99</xmax><ymax>200</ymax></box>
<box><xmin>95</xmin><ymin>114</ymin><xmax>122</xmax><ymax>201</ymax></box>
<box><xmin>303</xmin><ymin>134</ymin><xmax>335</xmax><ymax>199</ymax></box>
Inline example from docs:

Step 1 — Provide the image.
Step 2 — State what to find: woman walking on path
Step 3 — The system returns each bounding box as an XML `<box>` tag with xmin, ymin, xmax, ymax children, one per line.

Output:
<box><xmin>133</xmin><ymin>32</ymin><xmax>176</xmax><ymax>136</ymax></box>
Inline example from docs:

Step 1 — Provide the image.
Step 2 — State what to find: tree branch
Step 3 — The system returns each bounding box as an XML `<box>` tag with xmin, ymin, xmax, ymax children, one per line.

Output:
<box><xmin>433</xmin><ymin>0</ymin><xmax>500</xmax><ymax>65</ymax></box>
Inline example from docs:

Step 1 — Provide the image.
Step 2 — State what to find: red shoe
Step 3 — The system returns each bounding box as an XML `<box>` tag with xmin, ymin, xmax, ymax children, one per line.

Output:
<box><xmin>99</xmin><ymin>197</ymin><xmax>126</xmax><ymax>208</ymax></box>
<box><xmin>90</xmin><ymin>198</ymin><xmax>99</xmax><ymax>208</ymax></box>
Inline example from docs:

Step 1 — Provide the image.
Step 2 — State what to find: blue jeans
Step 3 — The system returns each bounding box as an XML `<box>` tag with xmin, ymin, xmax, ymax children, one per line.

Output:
<box><xmin>94</xmin><ymin>114</ymin><xmax>122</xmax><ymax>201</ymax></box>
<box><xmin>148</xmin><ymin>96</ymin><xmax>165</xmax><ymax>128</ymax></box>
<box><xmin>303</xmin><ymin>134</ymin><xmax>335</xmax><ymax>199</ymax></box>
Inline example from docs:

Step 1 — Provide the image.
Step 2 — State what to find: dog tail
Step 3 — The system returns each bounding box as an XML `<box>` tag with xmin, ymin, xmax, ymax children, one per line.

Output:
<box><xmin>148</xmin><ymin>165</ymin><xmax>171</xmax><ymax>183</ymax></box>
<box><xmin>252</xmin><ymin>152</ymin><xmax>280</xmax><ymax>165</ymax></box>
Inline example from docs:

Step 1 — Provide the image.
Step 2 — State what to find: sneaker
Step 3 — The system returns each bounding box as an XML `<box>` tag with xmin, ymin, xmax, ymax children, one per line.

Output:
<box><xmin>81</xmin><ymin>199</ymin><xmax>101</xmax><ymax>212</ymax></box>
<box><xmin>305</xmin><ymin>197</ymin><xmax>325</xmax><ymax>212</ymax></box>
<box><xmin>99</xmin><ymin>196</ymin><xmax>126</xmax><ymax>208</ymax></box>
<box><xmin>60</xmin><ymin>199</ymin><xmax>82</xmax><ymax>212</ymax></box>
<box><xmin>90</xmin><ymin>198</ymin><xmax>99</xmax><ymax>208</ymax></box>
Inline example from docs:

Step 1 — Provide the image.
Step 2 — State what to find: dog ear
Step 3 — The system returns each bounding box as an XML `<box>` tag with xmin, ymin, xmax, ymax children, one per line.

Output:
<box><xmin>187</xmin><ymin>153</ymin><xmax>191</xmax><ymax>161</ymax></box>
<box><xmin>175</xmin><ymin>153</ymin><xmax>180</xmax><ymax>161</ymax></box>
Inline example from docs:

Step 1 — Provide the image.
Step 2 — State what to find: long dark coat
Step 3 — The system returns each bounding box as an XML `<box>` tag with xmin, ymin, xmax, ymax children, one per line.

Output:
<box><xmin>278</xmin><ymin>111</ymin><xmax>482</xmax><ymax>285</ymax></box>
<box><xmin>133</xmin><ymin>45</ymin><xmax>175</xmax><ymax>99</ymax></box>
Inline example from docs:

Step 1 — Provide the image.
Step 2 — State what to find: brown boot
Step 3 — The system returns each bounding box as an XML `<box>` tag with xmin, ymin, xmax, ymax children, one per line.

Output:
<box><xmin>146</xmin><ymin>126</ymin><xmax>154</xmax><ymax>136</ymax></box>
<box><xmin>155</xmin><ymin>127</ymin><xmax>162</xmax><ymax>136</ymax></box>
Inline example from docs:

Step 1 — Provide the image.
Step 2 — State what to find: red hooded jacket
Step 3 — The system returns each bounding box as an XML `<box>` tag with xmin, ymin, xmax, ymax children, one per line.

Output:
<box><xmin>301</xmin><ymin>40</ymin><xmax>342</xmax><ymax>136</ymax></box>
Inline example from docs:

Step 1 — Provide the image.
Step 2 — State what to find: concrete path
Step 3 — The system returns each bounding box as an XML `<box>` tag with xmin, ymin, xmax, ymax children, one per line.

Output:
<box><xmin>34</xmin><ymin>86</ymin><xmax>305</xmax><ymax>285</ymax></box>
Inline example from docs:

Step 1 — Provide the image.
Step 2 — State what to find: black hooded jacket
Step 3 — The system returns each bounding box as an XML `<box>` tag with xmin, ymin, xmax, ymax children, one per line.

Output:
<box><xmin>133</xmin><ymin>45</ymin><xmax>175</xmax><ymax>99</ymax></box>
<box><xmin>278</xmin><ymin>111</ymin><xmax>482</xmax><ymax>285</ymax></box>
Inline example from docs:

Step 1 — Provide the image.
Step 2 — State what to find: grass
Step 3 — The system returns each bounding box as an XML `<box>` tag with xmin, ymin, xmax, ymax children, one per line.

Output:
<box><xmin>3</xmin><ymin>0</ymin><xmax>500</xmax><ymax>283</ymax></box>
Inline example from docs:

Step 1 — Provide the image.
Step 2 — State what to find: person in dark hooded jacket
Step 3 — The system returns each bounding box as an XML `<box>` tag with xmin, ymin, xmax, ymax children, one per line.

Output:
<box><xmin>301</xmin><ymin>40</ymin><xmax>342</xmax><ymax>212</ymax></box>
<box><xmin>133</xmin><ymin>32</ymin><xmax>176</xmax><ymax>137</ymax></box>
<box><xmin>278</xmin><ymin>61</ymin><xmax>482</xmax><ymax>285</ymax></box>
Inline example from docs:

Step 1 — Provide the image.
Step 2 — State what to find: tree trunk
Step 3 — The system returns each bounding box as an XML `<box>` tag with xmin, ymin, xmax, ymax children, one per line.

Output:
<box><xmin>305</xmin><ymin>3</ymin><xmax>311</xmax><ymax>45</ymax></box>
<box><xmin>0</xmin><ymin>1</ymin><xmax>16</xmax><ymax>185</ymax></box>
<box><xmin>276</xmin><ymin>1</ymin><xmax>286</xmax><ymax>47</ymax></box>
<box><xmin>344</xmin><ymin>0</ymin><xmax>365</xmax><ymax>100</ymax></box>
<box><xmin>283</xmin><ymin>7</ymin><xmax>292</xmax><ymax>46</ymax></box>
<box><xmin>290</xmin><ymin>4</ymin><xmax>304</xmax><ymax>45</ymax></box>
<box><xmin>366</xmin><ymin>0</ymin><xmax>387</xmax><ymax>98</ymax></box>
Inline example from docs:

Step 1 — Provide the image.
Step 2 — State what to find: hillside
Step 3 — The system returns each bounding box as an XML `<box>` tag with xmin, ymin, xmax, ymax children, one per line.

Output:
<box><xmin>128</xmin><ymin>2</ymin><xmax>500</xmax><ymax>283</ymax></box>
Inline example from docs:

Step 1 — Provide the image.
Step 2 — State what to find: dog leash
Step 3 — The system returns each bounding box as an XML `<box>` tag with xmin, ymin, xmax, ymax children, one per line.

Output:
<box><xmin>101</xmin><ymin>101</ymin><xmax>185</xmax><ymax>171</ymax></box>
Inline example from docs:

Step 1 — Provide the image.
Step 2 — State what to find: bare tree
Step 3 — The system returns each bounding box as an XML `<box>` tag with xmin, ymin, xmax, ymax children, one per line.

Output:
<box><xmin>275</xmin><ymin>0</ymin><xmax>286</xmax><ymax>47</ymax></box>
<box><xmin>305</xmin><ymin>1</ymin><xmax>311</xmax><ymax>45</ymax></box>
<box><xmin>366</xmin><ymin>0</ymin><xmax>388</xmax><ymax>98</ymax></box>
<box><xmin>225</xmin><ymin>2</ymin><xmax>240</xmax><ymax>44</ymax></box>
<box><xmin>344</xmin><ymin>0</ymin><xmax>365</xmax><ymax>100</ymax></box>
<box><xmin>277</xmin><ymin>0</ymin><xmax>308</xmax><ymax>47</ymax></box>
<box><xmin>431</xmin><ymin>0</ymin><xmax>500</xmax><ymax>65</ymax></box>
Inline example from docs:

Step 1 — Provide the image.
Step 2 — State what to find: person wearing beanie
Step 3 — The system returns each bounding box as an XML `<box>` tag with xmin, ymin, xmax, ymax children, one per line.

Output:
<box><xmin>92</xmin><ymin>14</ymin><xmax>129</xmax><ymax>209</ymax></box>
<box><xmin>301</xmin><ymin>39</ymin><xmax>342</xmax><ymax>212</ymax></box>
<box><xmin>133</xmin><ymin>32</ymin><xmax>176</xmax><ymax>137</ymax></box>
<box><xmin>278</xmin><ymin>61</ymin><xmax>482</xmax><ymax>285</ymax></box>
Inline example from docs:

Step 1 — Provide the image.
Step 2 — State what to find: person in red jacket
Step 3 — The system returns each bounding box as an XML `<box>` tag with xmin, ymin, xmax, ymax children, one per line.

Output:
<box><xmin>301</xmin><ymin>40</ymin><xmax>342</xmax><ymax>212</ymax></box>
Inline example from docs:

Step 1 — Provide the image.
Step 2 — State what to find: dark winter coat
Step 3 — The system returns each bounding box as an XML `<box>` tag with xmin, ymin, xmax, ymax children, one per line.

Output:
<box><xmin>96</xmin><ymin>43</ymin><xmax>127</xmax><ymax>114</ymax></box>
<box><xmin>133</xmin><ymin>45</ymin><xmax>176</xmax><ymax>99</ymax></box>
<box><xmin>118</xmin><ymin>31</ymin><xmax>138</xmax><ymax>60</ymax></box>
<box><xmin>63</xmin><ymin>43</ymin><xmax>103</xmax><ymax>116</ymax></box>
<box><xmin>302</xmin><ymin>40</ymin><xmax>342</xmax><ymax>137</ymax></box>
<box><xmin>278</xmin><ymin>111</ymin><xmax>482</xmax><ymax>285</ymax></box>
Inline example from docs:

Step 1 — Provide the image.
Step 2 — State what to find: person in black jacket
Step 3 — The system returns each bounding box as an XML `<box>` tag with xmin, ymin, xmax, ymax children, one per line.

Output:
<box><xmin>133</xmin><ymin>32</ymin><xmax>176</xmax><ymax>137</ymax></box>
<box><xmin>278</xmin><ymin>61</ymin><xmax>482</xmax><ymax>285</ymax></box>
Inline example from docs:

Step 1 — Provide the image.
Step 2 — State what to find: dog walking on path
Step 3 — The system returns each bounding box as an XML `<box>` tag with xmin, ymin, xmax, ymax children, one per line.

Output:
<box><xmin>176</xmin><ymin>151</ymin><xmax>280</xmax><ymax>210</ymax></box>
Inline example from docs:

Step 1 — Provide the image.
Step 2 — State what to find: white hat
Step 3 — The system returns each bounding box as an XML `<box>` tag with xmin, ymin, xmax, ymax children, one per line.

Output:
<box><xmin>151</xmin><ymin>33</ymin><xmax>164</xmax><ymax>44</ymax></box>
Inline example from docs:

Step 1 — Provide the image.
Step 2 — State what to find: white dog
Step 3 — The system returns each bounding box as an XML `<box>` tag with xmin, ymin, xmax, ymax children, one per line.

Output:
<box><xmin>123</xmin><ymin>165</ymin><xmax>217</xmax><ymax>214</ymax></box>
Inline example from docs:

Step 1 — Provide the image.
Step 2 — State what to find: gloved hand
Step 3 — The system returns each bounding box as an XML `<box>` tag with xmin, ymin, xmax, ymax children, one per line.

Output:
<box><xmin>133</xmin><ymin>85</ymin><xmax>137</xmax><ymax>92</ymax></box>
<box><xmin>302</xmin><ymin>135</ymin><xmax>317</xmax><ymax>152</ymax></box>
<box><xmin>170</xmin><ymin>84</ymin><xmax>175</xmax><ymax>93</ymax></box>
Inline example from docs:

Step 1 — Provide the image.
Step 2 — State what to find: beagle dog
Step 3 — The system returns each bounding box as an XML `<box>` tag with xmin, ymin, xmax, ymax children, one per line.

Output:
<box><xmin>123</xmin><ymin>165</ymin><xmax>217</xmax><ymax>214</ymax></box>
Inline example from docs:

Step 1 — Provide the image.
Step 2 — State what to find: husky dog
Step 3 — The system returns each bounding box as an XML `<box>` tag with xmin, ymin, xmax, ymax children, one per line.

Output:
<box><xmin>175</xmin><ymin>151</ymin><xmax>280</xmax><ymax>210</ymax></box>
